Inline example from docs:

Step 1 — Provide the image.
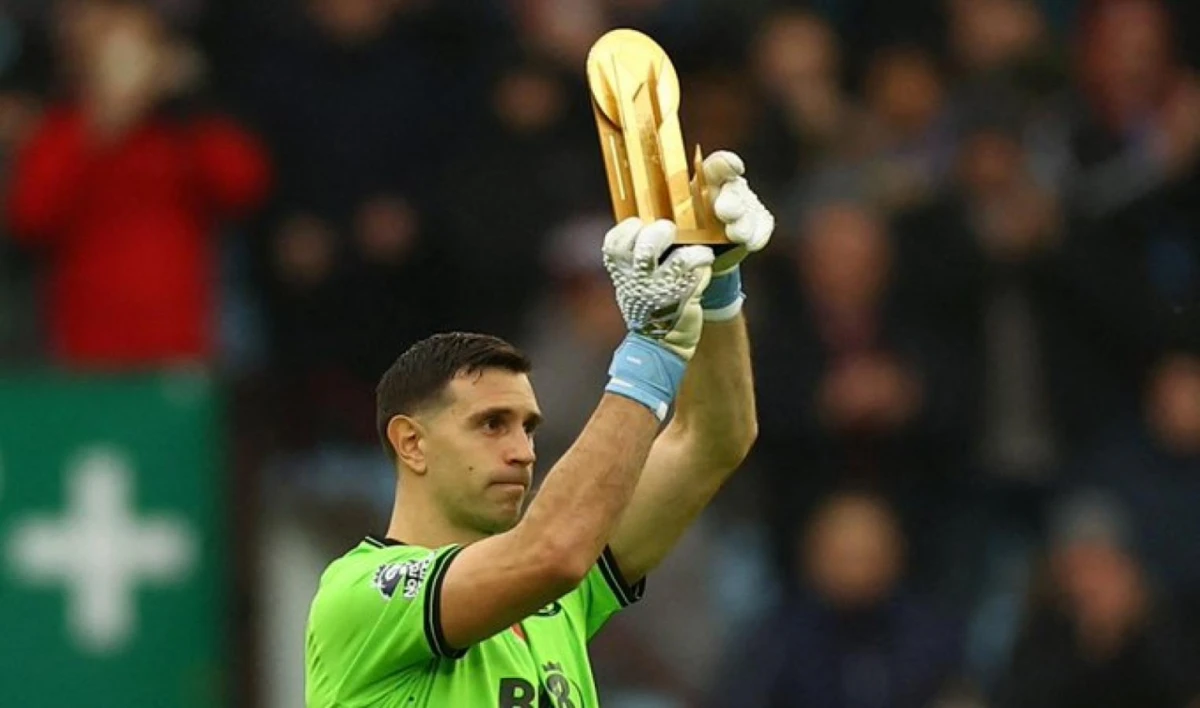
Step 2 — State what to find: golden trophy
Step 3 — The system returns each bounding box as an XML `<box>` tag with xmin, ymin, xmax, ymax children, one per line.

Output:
<box><xmin>587</xmin><ymin>29</ymin><xmax>728</xmax><ymax>246</ymax></box>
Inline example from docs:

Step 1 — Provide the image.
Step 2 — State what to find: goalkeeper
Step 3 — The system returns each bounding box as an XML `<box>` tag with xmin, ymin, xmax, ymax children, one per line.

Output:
<box><xmin>304</xmin><ymin>152</ymin><xmax>774</xmax><ymax>707</ymax></box>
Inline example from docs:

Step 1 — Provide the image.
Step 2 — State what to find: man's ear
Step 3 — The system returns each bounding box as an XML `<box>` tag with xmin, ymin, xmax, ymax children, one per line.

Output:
<box><xmin>387</xmin><ymin>415</ymin><xmax>427</xmax><ymax>474</ymax></box>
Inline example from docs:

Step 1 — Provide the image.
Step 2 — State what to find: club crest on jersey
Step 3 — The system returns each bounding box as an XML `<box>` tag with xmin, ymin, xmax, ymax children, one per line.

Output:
<box><xmin>534</xmin><ymin>601</ymin><xmax>563</xmax><ymax>617</ymax></box>
<box><xmin>372</xmin><ymin>557</ymin><xmax>431</xmax><ymax>601</ymax></box>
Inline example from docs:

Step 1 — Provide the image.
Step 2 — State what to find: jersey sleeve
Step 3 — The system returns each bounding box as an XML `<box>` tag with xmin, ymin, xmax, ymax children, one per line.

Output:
<box><xmin>308</xmin><ymin>544</ymin><xmax>465</xmax><ymax>690</ymax></box>
<box><xmin>563</xmin><ymin>546</ymin><xmax>646</xmax><ymax>640</ymax></box>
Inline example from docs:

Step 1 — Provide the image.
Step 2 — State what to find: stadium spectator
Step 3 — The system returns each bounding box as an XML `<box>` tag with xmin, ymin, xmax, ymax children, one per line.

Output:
<box><xmin>710</xmin><ymin>490</ymin><xmax>965</xmax><ymax>708</ymax></box>
<box><xmin>752</xmin><ymin>200</ymin><xmax>973</xmax><ymax>588</ymax></box>
<box><xmin>4</xmin><ymin>0</ymin><xmax>269</xmax><ymax>368</ymax></box>
<box><xmin>1064</xmin><ymin>353</ymin><xmax>1200</xmax><ymax>637</ymax></box>
<box><xmin>995</xmin><ymin>490</ymin><xmax>1200</xmax><ymax>708</ymax></box>
<box><xmin>228</xmin><ymin>0</ymin><xmax>464</xmax><ymax>454</ymax></box>
<box><xmin>745</xmin><ymin>8</ymin><xmax>853</xmax><ymax>199</ymax></box>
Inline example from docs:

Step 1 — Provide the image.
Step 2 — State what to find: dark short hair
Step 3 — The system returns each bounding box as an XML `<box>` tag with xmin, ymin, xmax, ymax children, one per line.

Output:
<box><xmin>376</xmin><ymin>332</ymin><xmax>532</xmax><ymax>462</ymax></box>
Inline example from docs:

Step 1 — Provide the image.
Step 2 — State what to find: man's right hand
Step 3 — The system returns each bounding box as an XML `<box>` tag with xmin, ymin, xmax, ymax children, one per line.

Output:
<box><xmin>601</xmin><ymin>218</ymin><xmax>713</xmax><ymax>420</ymax></box>
<box><xmin>603</xmin><ymin>217</ymin><xmax>713</xmax><ymax>360</ymax></box>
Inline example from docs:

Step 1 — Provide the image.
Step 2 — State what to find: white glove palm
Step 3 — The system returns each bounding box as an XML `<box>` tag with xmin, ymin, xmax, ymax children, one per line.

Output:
<box><xmin>603</xmin><ymin>218</ymin><xmax>713</xmax><ymax>362</ymax></box>
<box><xmin>704</xmin><ymin>151</ymin><xmax>774</xmax><ymax>275</ymax></box>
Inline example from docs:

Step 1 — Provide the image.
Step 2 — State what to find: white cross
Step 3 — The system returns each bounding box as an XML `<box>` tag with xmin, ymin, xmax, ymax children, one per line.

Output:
<box><xmin>6</xmin><ymin>446</ymin><xmax>196</xmax><ymax>654</ymax></box>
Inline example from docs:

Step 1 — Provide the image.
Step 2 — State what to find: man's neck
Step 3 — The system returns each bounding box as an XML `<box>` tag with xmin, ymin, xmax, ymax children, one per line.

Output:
<box><xmin>385</xmin><ymin>489</ymin><xmax>487</xmax><ymax>549</ymax></box>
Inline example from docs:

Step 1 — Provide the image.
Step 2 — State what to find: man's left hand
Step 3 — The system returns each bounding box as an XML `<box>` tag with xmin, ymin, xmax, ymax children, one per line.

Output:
<box><xmin>699</xmin><ymin>150</ymin><xmax>775</xmax><ymax>320</ymax></box>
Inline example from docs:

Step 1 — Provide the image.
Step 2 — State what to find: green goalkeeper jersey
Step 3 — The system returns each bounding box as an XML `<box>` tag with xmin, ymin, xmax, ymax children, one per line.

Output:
<box><xmin>304</xmin><ymin>535</ymin><xmax>644</xmax><ymax>707</ymax></box>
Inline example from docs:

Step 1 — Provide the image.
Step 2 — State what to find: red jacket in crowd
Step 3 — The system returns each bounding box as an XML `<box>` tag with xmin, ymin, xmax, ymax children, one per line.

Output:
<box><xmin>5</xmin><ymin>106</ymin><xmax>270</xmax><ymax>368</ymax></box>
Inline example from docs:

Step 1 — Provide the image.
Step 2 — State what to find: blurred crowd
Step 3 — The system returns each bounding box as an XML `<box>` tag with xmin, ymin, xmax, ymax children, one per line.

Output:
<box><xmin>2</xmin><ymin>0</ymin><xmax>1200</xmax><ymax>706</ymax></box>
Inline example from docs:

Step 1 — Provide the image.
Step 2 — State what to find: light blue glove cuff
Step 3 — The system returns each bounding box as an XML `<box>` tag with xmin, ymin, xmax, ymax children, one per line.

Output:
<box><xmin>701</xmin><ymin>267</ymin><xmax>745</xmax><ymax>321</ymax></box>
<box><xmin>604</xmin><ymin>333</ymin><xmax>686</xmax><ymax>421</ymax></box>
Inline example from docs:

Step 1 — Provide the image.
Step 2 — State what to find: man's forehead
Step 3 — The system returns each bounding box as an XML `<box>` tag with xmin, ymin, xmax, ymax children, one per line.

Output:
<box><xmin>446</xmin><ymin>368</ymin><xmax>539</xmax><ymax>411</ymax></box>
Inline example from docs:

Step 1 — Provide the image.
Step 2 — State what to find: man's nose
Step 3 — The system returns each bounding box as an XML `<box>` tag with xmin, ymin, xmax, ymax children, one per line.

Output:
<box><xmin>506</xmin><ymin>431</ymin><xmax>536</xmax><ymax>466</ymax></box>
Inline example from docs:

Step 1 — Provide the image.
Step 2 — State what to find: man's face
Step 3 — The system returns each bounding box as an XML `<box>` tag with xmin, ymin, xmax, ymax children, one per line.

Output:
<box><xmin>803</xmin><ymin>495</ymin><xmax>903</xmax><ymax>609</ymax></box>
<box><xmin>419</xmin><ymin>369</ymin><xmax>542</xmax><ymax>536</ymax></box>
<box><xmin>309</xmin><ymin>0</ymin><xmax>396</xmax><ymax>46</ymax></box>
<box><xmin>1147</xmin><ymin>355</ymin><xmax>1200</xmax><ymax>456</ymax></box>
<box><xmin>799</xmin><ymin>204</ymin><xmax>891</xmax><ymax>311</ymax></box>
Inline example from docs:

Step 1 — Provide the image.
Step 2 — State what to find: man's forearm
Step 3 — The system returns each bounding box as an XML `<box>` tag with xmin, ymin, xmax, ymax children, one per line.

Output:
<box><xmin>517</xmin><ymin>394</ymin><xmax>662</xmax><ymax>578</ymax></box>
<box><xmin>605</xmin><ymin>315</ymin><xmax>758</xmax><ymax>581</ymax></box>
<box><xmin>668</xmin><ymin>313</ymin><xmax>758</xmax><ymax>466</ymax></box>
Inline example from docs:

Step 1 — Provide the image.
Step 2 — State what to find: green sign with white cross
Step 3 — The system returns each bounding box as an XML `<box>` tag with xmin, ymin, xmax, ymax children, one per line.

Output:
<box><xmin>0</xmin><ymin>371</ymin><xmax>226</xmax><ymax>707</ymax></box>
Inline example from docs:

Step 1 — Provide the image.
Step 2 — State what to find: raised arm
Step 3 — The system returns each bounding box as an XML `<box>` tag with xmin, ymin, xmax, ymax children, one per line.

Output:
<box><xmin>6</xmin><ymin>110</ymin><xmax>95</xmax><ymax>241</ymax></box>
<box><xmin>438</xmin><ymin>221</ymin><xmax>715</xmax><ymax>650</ymax></box>
<box><xmin>608</xmin><ymin>314</ymin><xmax>757</xmax><ymax>582</ymax></box>
<box><xmin>608</xmin><ymin>151</ymin><xmax>775</xmax><ymax>582</ymax></box>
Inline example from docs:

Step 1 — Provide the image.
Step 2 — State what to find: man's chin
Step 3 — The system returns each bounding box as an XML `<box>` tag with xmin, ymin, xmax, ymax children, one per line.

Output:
<box><xmin>477</xmin><ymin>502</ymin><xmax>525</xmax><ymax>535</ymax></box>
<box><xmin>466</xmin><ymin>485</ymin><xmax>528</xmax><ymax>535</ymax></box>
<box><xmin>477</xmin><ymin>513</ymin><xmax>521</xmax><ymax>536</ymax></box>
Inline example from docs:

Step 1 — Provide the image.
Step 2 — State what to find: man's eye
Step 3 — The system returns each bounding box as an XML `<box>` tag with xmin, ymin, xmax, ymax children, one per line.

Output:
<box><xmin>483</xmin><ymin>417</ymin><xmax>504</xmax><ymax>432</ymax></box>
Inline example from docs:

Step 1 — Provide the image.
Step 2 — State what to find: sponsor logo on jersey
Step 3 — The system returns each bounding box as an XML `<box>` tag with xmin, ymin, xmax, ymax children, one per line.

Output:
<box><xmin>497</xmin><ymin>662</ymin><xmax>584</xmax><ymax>707</ymax></box>
<box><xmin>372</xmin><ymin>556</ymin><xmax>432</xmax><ymax>601</ymax></box>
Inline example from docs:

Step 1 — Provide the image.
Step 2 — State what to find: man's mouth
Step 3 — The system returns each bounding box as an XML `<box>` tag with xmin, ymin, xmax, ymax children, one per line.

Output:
<box><xmin>490</xmin><ymin>475</ymin><xmax>529</xmax><ymax>490</ymax></box>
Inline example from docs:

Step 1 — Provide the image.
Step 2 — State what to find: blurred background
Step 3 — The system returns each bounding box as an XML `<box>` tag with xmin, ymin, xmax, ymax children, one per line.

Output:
<box><xmin>0</xmin><ymin>0</ymin><xmax>1199</xmax><ymax>706</ymax></box>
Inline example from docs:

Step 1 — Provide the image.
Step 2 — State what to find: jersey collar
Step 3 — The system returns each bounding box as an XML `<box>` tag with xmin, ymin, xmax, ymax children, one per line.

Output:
<box><xmin>364</xmin><ymin>534</ymin><xmax>407</xmax><ymax>548</ymax></box>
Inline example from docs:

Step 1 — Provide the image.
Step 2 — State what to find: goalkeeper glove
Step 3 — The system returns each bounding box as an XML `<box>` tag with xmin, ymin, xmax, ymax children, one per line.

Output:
<box><xmin>602</xmin><ymin>217</ymin><xmax>713</xmax><ymax>420</ymax></box>
<box><xmin>699</xmin><ymin>151</ymin><xmax>775</xmax><ymax>321</ymax></box>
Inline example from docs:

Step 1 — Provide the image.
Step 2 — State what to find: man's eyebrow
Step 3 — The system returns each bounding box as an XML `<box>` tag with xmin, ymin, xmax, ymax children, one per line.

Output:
<box><xmin>468</xmin><ymin>406</ymin><xmax>543</xmax><ymax>428</ymax></box>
